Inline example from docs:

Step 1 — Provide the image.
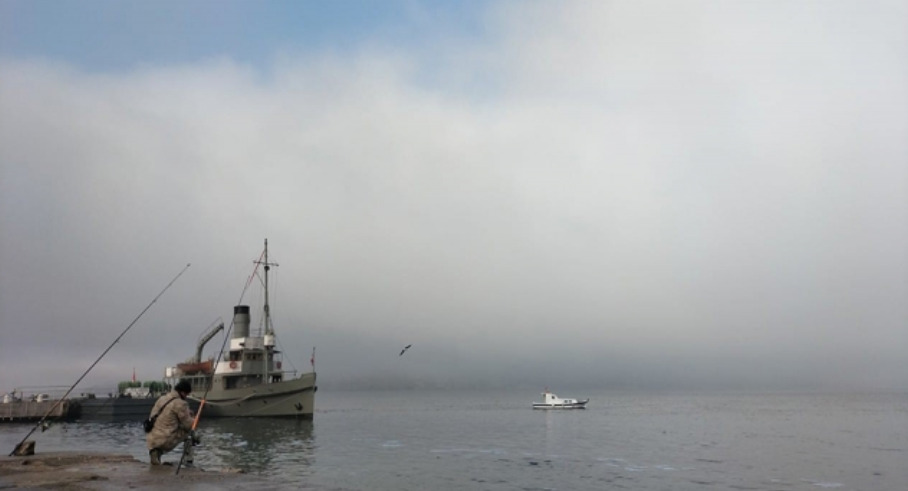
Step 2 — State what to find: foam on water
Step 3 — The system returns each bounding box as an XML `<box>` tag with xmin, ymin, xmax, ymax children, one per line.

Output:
<box><xmin>804</xmin><ymin>479</ymin><xmax>845</xmax><ymax>488</ymax></box>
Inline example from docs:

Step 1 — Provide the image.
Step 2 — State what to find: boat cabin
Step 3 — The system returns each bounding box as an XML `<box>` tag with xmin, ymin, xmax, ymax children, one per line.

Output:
<box><xmin>532</xmin><ymin>390</ymin><xmax>589</xmax><ymax>409</ymax></box>
<box><xmin>541</xmin><ymin>392</ymin><xmax>582</xmax><ymax>405</ymax></box>
<box><xmin>167</xmin><ymin>304</ymin><xmax>287</xmax><ymax>393</ymax></box>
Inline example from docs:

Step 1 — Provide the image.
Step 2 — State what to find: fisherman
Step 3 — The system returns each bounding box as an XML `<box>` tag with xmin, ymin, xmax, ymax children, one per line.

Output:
<box><xmin>145</xmin><ymin>379</ymin><xmax>194</xmax><ymax>465</ymax></box>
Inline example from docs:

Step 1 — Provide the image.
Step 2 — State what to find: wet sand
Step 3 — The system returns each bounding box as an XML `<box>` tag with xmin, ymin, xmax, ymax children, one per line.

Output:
<box><xmin>0</xmin><ymin>451</ymin><xmax>294</xmax><ymax>490</ymax></box>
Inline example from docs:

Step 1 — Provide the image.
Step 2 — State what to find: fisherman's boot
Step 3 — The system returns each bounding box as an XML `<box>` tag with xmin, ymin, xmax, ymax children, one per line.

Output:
<box><xmin>149</xmin><ymin>448</ymin><xmax>162</xmax><ymax>465</ymax></box>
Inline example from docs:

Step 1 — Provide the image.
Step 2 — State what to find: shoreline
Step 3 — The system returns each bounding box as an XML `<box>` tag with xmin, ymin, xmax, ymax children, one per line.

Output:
<box><xmin>0</xmin><ymin>451</ymin><xmax>286</xmax><ymax>490</ymax></box>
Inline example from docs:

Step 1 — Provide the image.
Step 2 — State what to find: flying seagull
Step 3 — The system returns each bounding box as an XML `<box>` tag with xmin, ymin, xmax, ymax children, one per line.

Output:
<box><xmin>399</xmin><ymin>344</ymin><xmax>412</xmax><ymax>357</ymax></box>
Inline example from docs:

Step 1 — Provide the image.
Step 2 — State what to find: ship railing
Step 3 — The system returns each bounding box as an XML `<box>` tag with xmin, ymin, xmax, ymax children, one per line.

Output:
<box><xmin>7</xmin><ymin>386</ymin><xmax>71</xmax><ymax>401</ymax></box>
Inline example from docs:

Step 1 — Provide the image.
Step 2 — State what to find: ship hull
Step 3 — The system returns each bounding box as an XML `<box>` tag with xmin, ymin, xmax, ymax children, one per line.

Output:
<box><xmin>73</xmin><ymin>397</ymin><xmax>157</xmax><ymax>421</ymax></box>
<box><xmin>531</xmin><ymin>401</ymin><xmax>588</xmax><ymax>409</ymax></box>
<box><xmin>187</xmin><ymin>372</ymin><xmax>316</xmax><ymax>419</ymax></box>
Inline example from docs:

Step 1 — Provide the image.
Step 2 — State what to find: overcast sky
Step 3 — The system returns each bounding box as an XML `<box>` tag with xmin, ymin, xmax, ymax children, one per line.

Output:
<box><xmin>1</xmin><ymin>0</ymin><xmax>906</xmax><ymax>394</ymax></box>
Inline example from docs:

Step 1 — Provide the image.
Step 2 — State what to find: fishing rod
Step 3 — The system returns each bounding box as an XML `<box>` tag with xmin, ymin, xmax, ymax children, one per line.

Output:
<box><xmin>174</xmin><ymin>329</ymin><xmax>222</xmax><ymax>475</ymax></box>
<box><xmin>174</xmin><ymin>399</ymin><xmax>206</xmax><ymax>474</ymax></box>
<box><xmin>176</xmin><ymin>250</ymin><xmax>265</xmax><ymax>474</ymax></box>
<box><xmin>10</xmin><ymin>263</ymin><xmax>192</xmax><ymax>457</ymax></box>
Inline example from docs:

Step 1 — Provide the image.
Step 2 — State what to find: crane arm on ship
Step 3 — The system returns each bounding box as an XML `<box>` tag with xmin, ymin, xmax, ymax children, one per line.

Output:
<box><xmin>193</xmin><ymin>322</ymin><xmax>225</xmax><ymax>363</ymax></box>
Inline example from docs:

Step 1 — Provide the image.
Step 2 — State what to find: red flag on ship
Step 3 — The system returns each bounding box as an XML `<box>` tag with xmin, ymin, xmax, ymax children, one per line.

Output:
<box><xmin>132</xmin><ymin>367</ymin><xmax>136</xmax><ymax>382</ymax></box>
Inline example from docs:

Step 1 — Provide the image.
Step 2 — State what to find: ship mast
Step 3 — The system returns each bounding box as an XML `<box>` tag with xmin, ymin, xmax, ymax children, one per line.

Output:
<box><xmin>263</xmin><ymin>239</ymin><xmax>275</xmax><ymax>335</ymax></box>
<box><xmin>255</xmin><ymin>239</ymin><xmax>278</xmax><ymax>384</ymax></box>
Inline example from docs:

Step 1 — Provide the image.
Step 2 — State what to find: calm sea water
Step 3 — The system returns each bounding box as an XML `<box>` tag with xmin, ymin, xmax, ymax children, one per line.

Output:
<box><xmin>2</xmin><ymin>390</ymin><xmax>906</xmax><ymax>490</ymax></box>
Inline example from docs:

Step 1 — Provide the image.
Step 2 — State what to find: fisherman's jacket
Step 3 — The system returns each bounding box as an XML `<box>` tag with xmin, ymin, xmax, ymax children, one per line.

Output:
<box><xmin>145</xmin><ymin>391</ymin><xmax>193</xmax><ymax>452</ymax></box>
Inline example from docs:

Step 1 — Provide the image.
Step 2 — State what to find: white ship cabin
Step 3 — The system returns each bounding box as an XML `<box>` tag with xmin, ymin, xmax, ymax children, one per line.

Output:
<box><xmin>166</xmin><ymin>305</ymin><xmax>287</xmax><ymax>393</ymax></box>
<box><xmin>123</xmin><ymin>387</ymin><xmax>151</xmax><ymax>398</ymax></box>
<box><xmin>541</xmin><ymin>392</ymin><xmax>582</xmax><ymax>405</ymax></box>
<box><xmin>212</xmin><ymin>304</ymin><xmax>285</xmax><ymax>390</ymax></box>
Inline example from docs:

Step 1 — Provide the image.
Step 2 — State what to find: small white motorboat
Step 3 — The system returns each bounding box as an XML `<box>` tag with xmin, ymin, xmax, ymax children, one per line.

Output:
<box><xmin>532</xmin><ymin>390</ymin><xmax>589</xmax><ymax>409</ymax></box>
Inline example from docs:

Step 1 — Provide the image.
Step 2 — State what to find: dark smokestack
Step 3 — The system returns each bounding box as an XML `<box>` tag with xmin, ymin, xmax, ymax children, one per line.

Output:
<box><xmin>233</xmin><ymin>305</ymin><xmax>250</xmax><ymax>338</ymax></box>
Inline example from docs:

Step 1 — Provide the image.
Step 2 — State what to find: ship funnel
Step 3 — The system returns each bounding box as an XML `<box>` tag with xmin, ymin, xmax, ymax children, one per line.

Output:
<box><xmin>233</xmin><ymin>305</ymin><xmax>250</xmax><ymax>338</ymax></box>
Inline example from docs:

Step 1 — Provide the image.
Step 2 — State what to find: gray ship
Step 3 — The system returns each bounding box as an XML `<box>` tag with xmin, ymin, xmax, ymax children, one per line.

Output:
<box><xmin>73</xmin><ymin>394</ymin><xmax>156</xmax><ymax>421</ymax></box>
<box><xmin>166</xmin><ymin>240</ymin><xmax>316</xmax><ymax>419</ymax></box>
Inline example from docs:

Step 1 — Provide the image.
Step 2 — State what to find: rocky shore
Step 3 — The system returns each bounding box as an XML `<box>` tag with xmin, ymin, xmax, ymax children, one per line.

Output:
<box><xmin>0</xmin><ymin>451</ymin><xmax>289</xmax><ymax>490</ymax></box>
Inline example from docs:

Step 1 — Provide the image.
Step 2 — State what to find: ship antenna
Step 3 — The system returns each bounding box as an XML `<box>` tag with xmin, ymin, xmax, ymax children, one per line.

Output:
<box><xmin>254</xmin><ymin>239</ymin><xmax>279</xmax><ymax>388</ymax></box>
<box><xmin>255</xmin><ymin>238</ymin><xmax>279</xmax><ymax>335</ymax></box>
